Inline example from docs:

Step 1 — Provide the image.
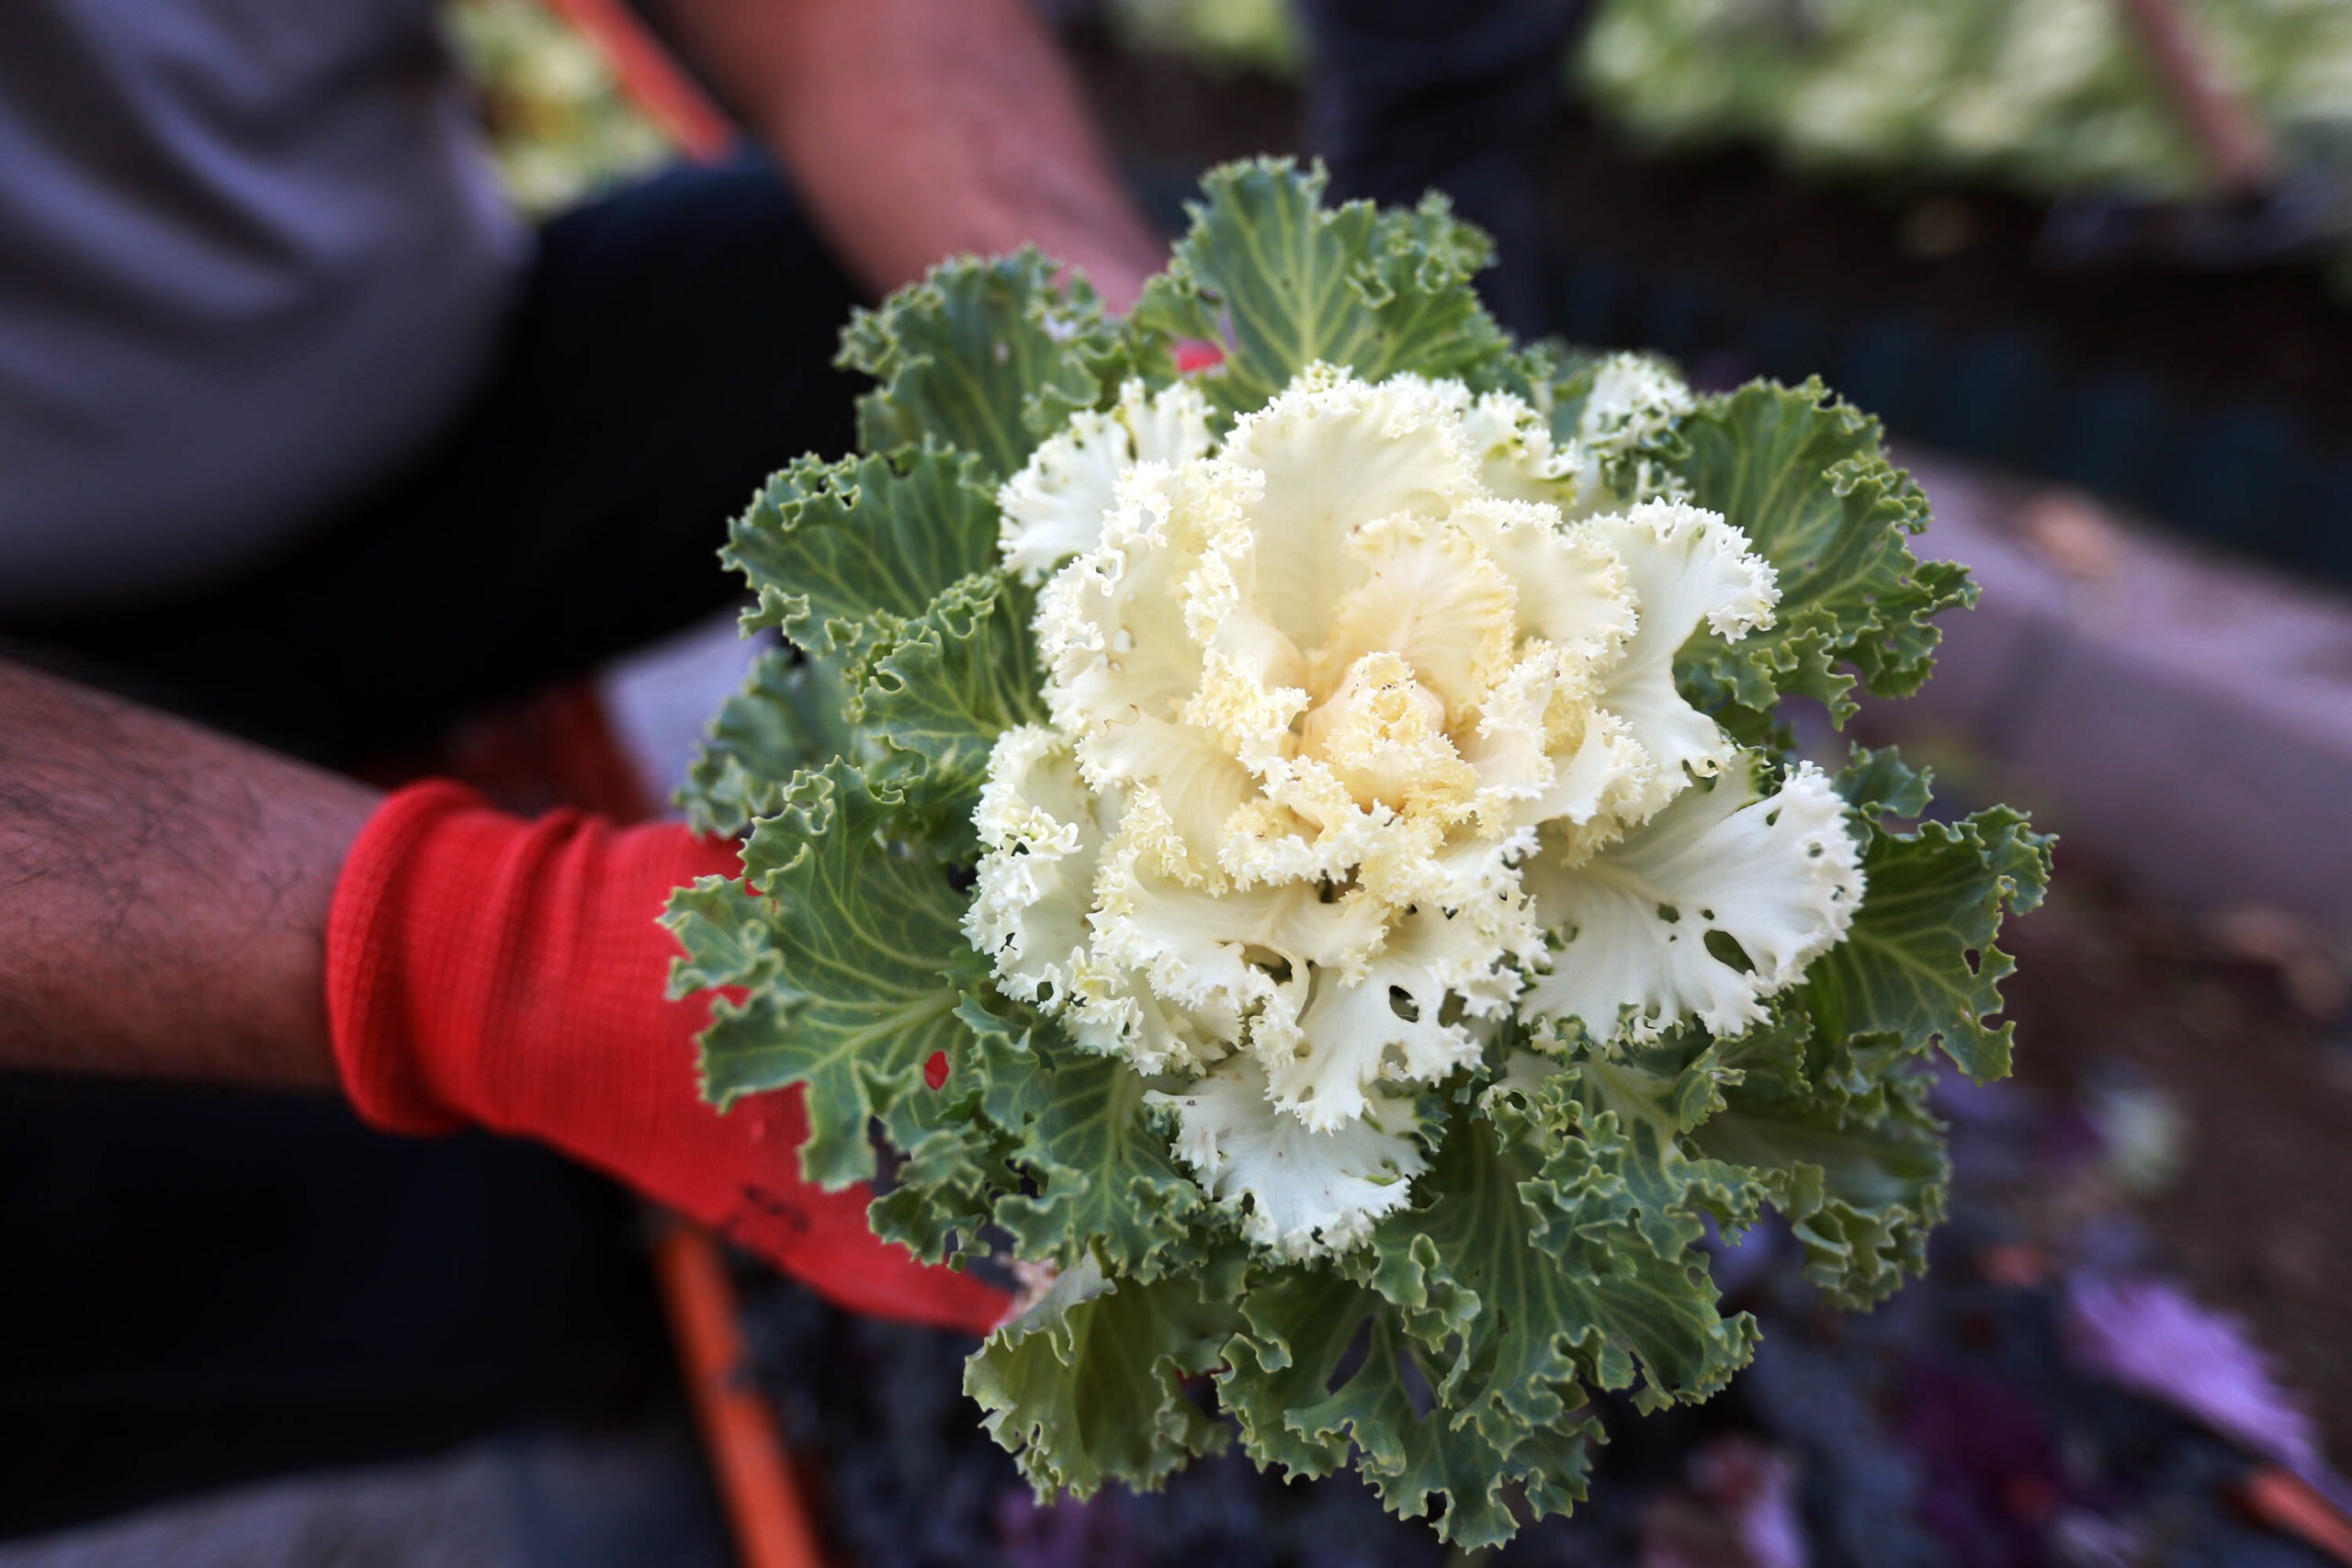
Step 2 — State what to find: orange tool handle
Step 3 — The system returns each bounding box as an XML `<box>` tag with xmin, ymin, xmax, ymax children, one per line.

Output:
<box><xmin>2241</xmin><ymin>1468</ymin><xmax>2352</xmax><ymax>1566</ymax></box>
<box><xmin>653</xmin><ymin>1224</ymin><xmax>830</xmax><ymax>1568</ymax></box>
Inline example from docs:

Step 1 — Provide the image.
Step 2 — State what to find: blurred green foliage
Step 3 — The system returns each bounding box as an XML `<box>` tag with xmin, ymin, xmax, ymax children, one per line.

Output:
<box><xmin>444</xmin><ymin>0</ymin><xmax>677</xmax><ymax>217</ymax></box>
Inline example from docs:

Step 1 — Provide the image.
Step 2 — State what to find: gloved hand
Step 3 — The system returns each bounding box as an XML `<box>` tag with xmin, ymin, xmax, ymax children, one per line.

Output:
<box><xmin>326</xmin><ymin>781</ymin><xmax>1007</xmax><ymax>1336</ymax></box>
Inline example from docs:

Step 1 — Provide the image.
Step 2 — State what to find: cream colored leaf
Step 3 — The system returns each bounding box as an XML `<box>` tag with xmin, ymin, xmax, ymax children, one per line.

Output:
<box><xmin>1457</xmin><ymin>387</ymin><xmax>1580</xmax><ymax>506</ymax></box>
<box><xmin>998</xmin><ymin>379</ymin><xmax>1213</xmax><ymax>582</ymax></box>
<box><xmin>1317</xmin><ymin>515</ymin><xmax>1517</xmax><ymax>719</ymax></box>
<box><xmin>1452</xmin><ymin>498</ymin><xmax>1634</xmax><ymax>672</ymax></box>
<box><xmin>1254</xmin><ymin>897</ymin><xmax>1526</xmax><ymax>1131</ymax></box>
<box><xmin>1148</xmin><ymin>1055</ymin><xmax>1427</xmax><ymax>1258</ymax></box>
<box><xmin>1587</xmin><ymin>501</ymin><xmax>1778</xmax><ymax>816</ymax></box>
<box><xmin>1034</xmin><ymin>465</ymin><xmax>1207</xmax><ymax>736</ymax></box>
<box><xmin>1521</xmin><ymin>757</ymin><xmax>1862</xmax><ymax>1043</ymax></box>
<box><xmin>966</xmin><ymin>727</ymin><xmax>1112</xmax><ymax>1010</ymax></box>
<box><xmin>1217</xmin><ymin>366</ymin><xmax>1478</xmax><ymax>650</ymax></box>
<box><xmin>1566</xmin><ymin>352</ymin><xmax>1697</xmax><ymax>515</ymax></box>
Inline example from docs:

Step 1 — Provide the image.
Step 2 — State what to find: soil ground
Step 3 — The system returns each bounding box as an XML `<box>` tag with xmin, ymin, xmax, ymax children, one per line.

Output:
<box><xmin>2003</xmin><ymin>873</ymin><xmax>2352</xmax><ymax>1467</ymax></box>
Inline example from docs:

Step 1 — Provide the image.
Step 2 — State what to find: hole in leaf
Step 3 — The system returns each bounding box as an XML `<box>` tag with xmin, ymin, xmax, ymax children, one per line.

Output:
<box><xmin>1243</xmin><ymin>945</ymin><xmax>1293</xmax><ymax>985</ymax></box>
<box><xmin>1703</xmin><ymin>930</ymin><xmax>1753</xmax><ymax>974</ymax></box>
<box><xmin>1656</xmin><ymin>904</ymin><xmax>1680</xmax><ymax>924</ymax></box>
<box><xmin>1388</xmin><ymin>987</ymin><xmax>1419</xmax><ymax>1022</ymax></box>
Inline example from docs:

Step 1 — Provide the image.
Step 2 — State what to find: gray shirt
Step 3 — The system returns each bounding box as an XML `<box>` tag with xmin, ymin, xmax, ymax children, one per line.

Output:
<box><xmin>0</xmin><ymin>0</ymin><xmax>531</xmax><ymax>615</ymax></box>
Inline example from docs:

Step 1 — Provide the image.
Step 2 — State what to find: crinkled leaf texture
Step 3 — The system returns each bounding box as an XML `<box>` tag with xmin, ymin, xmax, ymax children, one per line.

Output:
<box><xmin>1672</xmin><ymin>379</ymin><xmax>1976</xmax><ymax>726</ymax></box>
<box><xmin>1130</xmin><ymin>158</ymin><xmax>1516</xmax><ymax>418</ymax></box>
<box><xmin>665</xmin><ymin>157</ymin><xmax>2047</xmax><ymax>1547</ymax></box>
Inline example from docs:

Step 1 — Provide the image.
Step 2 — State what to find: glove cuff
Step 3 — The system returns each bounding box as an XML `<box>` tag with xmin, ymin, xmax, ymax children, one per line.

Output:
<box><xmin>326</xmin><ymin>781</ymin><xmax>742</xmax><ymax>1143</ymax></box>
<box><xmin>326</xmin><ymin>781</ymin><xmax>497</xmax><ymax>1135</ymax></box>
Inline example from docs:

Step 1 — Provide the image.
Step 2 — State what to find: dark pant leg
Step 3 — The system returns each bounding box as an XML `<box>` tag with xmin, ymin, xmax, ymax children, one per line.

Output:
<box><xmin>0</xmin><ymin>158</ymin><xmax>863</xmax><ymax>1538</ymax></box>
<box><xmin>13</xmin><ymin>152</ymin><xmax>863</xmax><ymax>767</ymax></box>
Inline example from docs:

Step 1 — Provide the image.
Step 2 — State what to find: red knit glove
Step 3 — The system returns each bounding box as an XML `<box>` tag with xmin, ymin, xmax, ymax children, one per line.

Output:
<box><xmin>326</xmin><ymin>781</ymin><xmax>1008</xmax><ymax>1336</ymax></box>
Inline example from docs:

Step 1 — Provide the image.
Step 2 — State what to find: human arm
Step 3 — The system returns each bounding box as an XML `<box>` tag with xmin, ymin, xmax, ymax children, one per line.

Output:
<box><xmin>0</xmin><ymin>660</ymin><xmax>1004</xmax><ymax>1331</ymax></box>
<box><xmin>661</xmin><ymin>0</ymin><xmax>1166</xmax><ymax>310</ymax></box>
<box><xmin>0</xmin><ymin>659</ymin><xmax>370</xmax><ymax>1086</ymax></box>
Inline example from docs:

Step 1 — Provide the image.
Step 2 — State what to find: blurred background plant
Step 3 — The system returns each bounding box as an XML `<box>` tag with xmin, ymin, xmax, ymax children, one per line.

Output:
<box><xmin>1102</xmin><ymin>0</ymin><xmax>1305</xmax><ymax>78</ymax></box>
<box><xmin>1577</xmin><ymin>0</ymin><xmax>2352</xmax><ymax>204</ymax></box>
<box><xmin>444</xmin><ymin>0</ymin><xmax>677</xmax><ymax>216</ymax></box>
<box><xmin>1085</xmin><ymin>0</ymin><xmax>2352</xmax><ymax>207</ymax></box>
<box><xmin>1084</xmin><ymin>0</ymin><xmax>2352</xmax><ymax>303</ymax></box>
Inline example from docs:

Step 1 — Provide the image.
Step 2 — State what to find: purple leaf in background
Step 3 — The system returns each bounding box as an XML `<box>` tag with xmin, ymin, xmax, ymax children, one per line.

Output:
<box><xmin>1642</xmin><ymin>1438</ymin><xmax>1813</xmax><ymax>1568</ymax></box>
<box><xmin>998</xmin><ymin>1485</ymin><xmax>1137</xmax><ymax>1568</ymax></box>
<box><xmin>1902</xmin><ymin>1361</ymin><xmax>2067</xmax><ymax>1568</ymax></box>
<box><xmin>2063</xmin><ymin>1273</ymin><xmax>2321</xmax><ymax>1472</ymax></box>
<box><xmin>1695</xmin><ymin>1438</ymin><xmax>1812</xmax><ymax>1568</ymax></box>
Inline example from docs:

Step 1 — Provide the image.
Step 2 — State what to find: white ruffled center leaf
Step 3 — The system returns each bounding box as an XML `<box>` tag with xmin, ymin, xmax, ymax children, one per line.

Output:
<box><xmin>997</xmin><ymin>379</ymin><xmax>1215</xmax><ymax>584</ymax></box>
<box><xmin>1147</xmin><ymin>1055</ymin><xmax>1428</xmax><ymax>1259</ymax></box>
<box><xmin>1521</xmin><ymin>757</ymin><xmax>1864</xmax><ymax>1043</ymax></box>
<box><xmin>966</xmin><ymin>363</ymin><xmax>1858</xmax><ymax>1255</ymax></box>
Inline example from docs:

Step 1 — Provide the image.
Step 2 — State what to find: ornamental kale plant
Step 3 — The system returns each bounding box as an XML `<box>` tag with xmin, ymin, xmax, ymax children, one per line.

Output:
<box><xmin>664</xmin><ymin>158</ymin><xmax>2051</xmax><ymax>1549</ymax></box>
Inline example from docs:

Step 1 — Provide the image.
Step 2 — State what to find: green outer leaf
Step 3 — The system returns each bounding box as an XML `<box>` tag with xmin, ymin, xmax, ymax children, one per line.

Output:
<box><xmin>678</xmin><ymin>647</ymin><xmax>865</xmax><ymax>838</ymax></box>
<box><xmin>839</xmin><ymin>250</ymin><xmax>1119</xmax><ymax>479</ymax></box>
<box><xmin>1364</xmin><ymin>1103</ymin><xmax>1616</xmax><ymax>1431</ymax></box>
<box><xmin>965</xmin><ymin>1003</ymin><xmax>1206</xmax><ymax>1280</ymax></box>
<box><xmin>1673</xmin><ymin>378</ymin><xmax>1975</xmax><ymax>722</ymax></box>
<box><xmin>1572</xmin><ymin>1051</ymin><xmax>1758</xmax><ymax>1227</ymax></box>
<box><xmin>1835</xmin><ymin>741</ymin><xmax>1934</xmax><ymax>824</ymax></box>
<box><xmin>1807</xmin><ymin>807</ymin><xmax>2055</xmax><ymax>1082</ymax></box>
<box><xmin>725</xmin><ymin>445</ymin><xmax>1001</xmax><ymax>654</ymax></box>
<box><xmin>867</xmin><ymin>1111</ymin><xmax>1004</xmax><ymax>1266</ymax></box>
<box><xmin>870</xmin><ymin>999</ymin><xmax>1012</xmax><ymax>1264</ymax></box>
<box><xmin>967</xmin><ymin>1257</ymin><xmax>1242</xmax><ymax>1499</ymax></box>
<box><xmin>1224</xmin><ymin>1267</ymin><xmax>1594</xmax><ymax>1551</ymax></box>
<box><xmin>1219</xmin><ymin>1267</ymin><xmax>1377</xmax><ymax>1481</ymax></box>
<box><xmin>859</xmin><ymin>570</ymin><xmax>1043</xmax><ymax>800</ymax></box>
<box><xmin>1697</xmin><ymin>1066</ymin><xmax>1950</xmax><ymax>1309</ymax></box>
<box><xmin>663</xmin><ymin>872</ymin><xmax>780</xmax><ymax>999</ymax></box>
<box><xmin>870</xmin><ymin>997</ymin><xmax>1206</xmax><ymax>1278</ymax></box>
<box><xmin>994</xmin><ymin>1051</ymin><xmax>1203</xmax><ymax>1279</ymax></box>
<box><xmin>1131</xmin><ymin>157</ymin><xmax>1512</xmax><ymax>420</ymax></box>
<box><xmin>692</xmin><ymin>761</ymin><xmax>978</xmax><ymax>1185</ymax></box>
<box><xmin>1485</xmin><ymin>1080</ymin><xmax>1759</xmax><ymax>1410</ymax></box>
<box><xmin>1526</xmin><ymin>346</ymin><xmax>1604</xmax><ymax>446</ymax></box>
<box><xmin>1238</xmin><ymin>1088</ymin><xmax>1758</xmax><ymax>1543</ymax></box>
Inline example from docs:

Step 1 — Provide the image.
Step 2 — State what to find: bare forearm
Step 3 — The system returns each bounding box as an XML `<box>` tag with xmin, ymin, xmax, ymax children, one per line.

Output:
<box><xmin>0</xmin><ymin>661</ymin><xmax>378</xmax><ymax>1087</ymax></box>
<box><xmin>672</xmin><ymin>0</ymin><xmax>1164</xmax><ymax>309</ymax></box>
